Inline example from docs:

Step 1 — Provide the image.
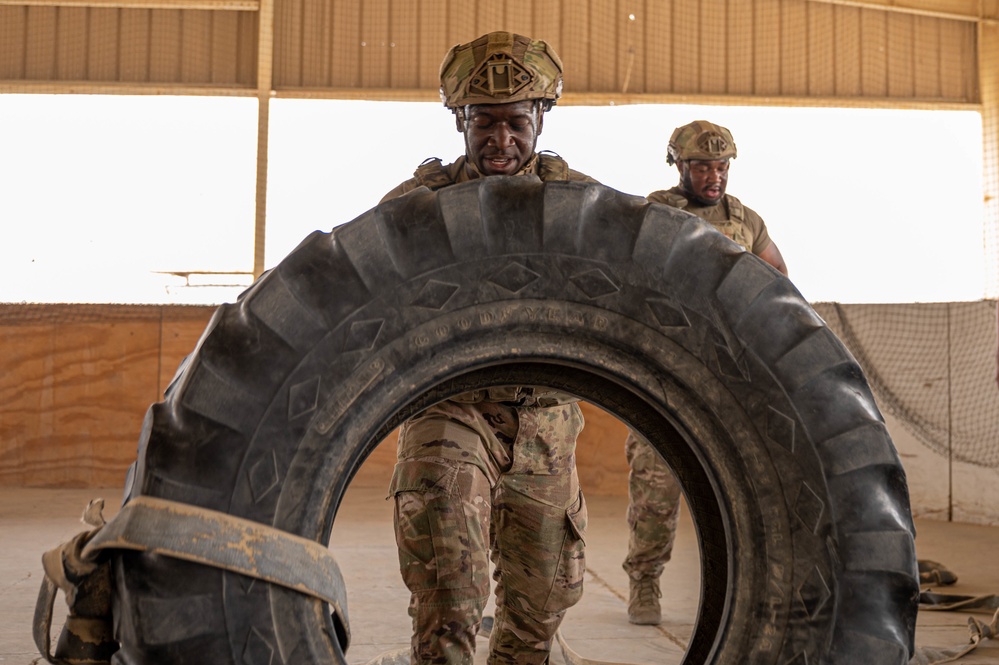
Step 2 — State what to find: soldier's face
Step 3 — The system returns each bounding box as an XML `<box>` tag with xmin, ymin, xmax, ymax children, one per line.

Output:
<box><xmin>680</xmin><ymin>159</ymin><xmax>730</xmax><ymax>206</ymax></box>
<box><xmin>458</xmin><ymin>101</ymin><xmax>543</xmax><ymax>176</ymax></box>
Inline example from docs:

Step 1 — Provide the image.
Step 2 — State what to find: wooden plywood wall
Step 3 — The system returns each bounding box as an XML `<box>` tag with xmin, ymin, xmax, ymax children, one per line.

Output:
<box><xmin>0</xmin><ymin>304</ymin><xmax>214</xmax><ymax>487</ymax></box>
<box><xmin>0</xmin><ymin>303</ymin><xmax>632</xmax><ymax>495</ymax></box>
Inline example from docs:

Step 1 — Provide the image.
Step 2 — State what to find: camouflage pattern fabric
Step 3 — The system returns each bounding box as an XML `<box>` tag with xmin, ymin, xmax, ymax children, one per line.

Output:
<box><xmin>622</xmin><ymin>430</ymin><xmax>682</xmax><ymax>581</ymax></box>
<box><xmin>439</xmin><ymin>32</ymin><xmax>563</xmax><ymax>109</ymax></box>
<box><xmin>666</xmin><ymin>119</ymin><xmax>737</xmax><ymax>165</ymax></box>
<box><xmin>380</xmin><ymin>153</ymin><xmax>597</xmax><ymax>203</ymax></box>
<box><xmin>647</xmin><ymin>186</ymin><xmax>771</xmax><ymax>255</ymax></box>
<box><xmin>390</xmin><ymin>398</ymin><xmax>587</xmax><ymax>665</ymax></box>
<box><xmin>382</xmin><ymin>138</ymin><xmax>596</xmax><ymax>664</ymax></box>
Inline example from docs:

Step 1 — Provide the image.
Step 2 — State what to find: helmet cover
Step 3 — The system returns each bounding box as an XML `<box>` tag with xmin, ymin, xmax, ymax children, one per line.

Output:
<box><xmin>667</xmin><ymin>120</ymin><xmax>738</xmax><ymax>165</ymax></box>
<box><xmin>439</xmin><ymin>31</ymin><xmax>563</xmax><ymax>109</ymax></box>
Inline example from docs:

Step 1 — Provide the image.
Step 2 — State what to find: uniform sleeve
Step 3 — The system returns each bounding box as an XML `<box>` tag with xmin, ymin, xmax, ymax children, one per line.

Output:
<box><xmin>379</xmin><ymin>178</ymin><xmax>420</xmax><ymax>204</ymax></box>
<box><xmin>742</xmin><ymin>204</ymin><xmax>773</xmax><ymax>255</ymax></box>
<box><xmin>566</xmin><ymin>168</ymin><xmax>601</xmax><ymax>184</ymax></box>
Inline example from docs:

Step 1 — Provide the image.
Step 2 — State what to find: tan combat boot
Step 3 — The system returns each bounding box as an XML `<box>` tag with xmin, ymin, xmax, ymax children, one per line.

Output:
<box><xmin>628</xmin><ymin>576</ymin><xmax>662</xmax><ymax>625</ymax></box>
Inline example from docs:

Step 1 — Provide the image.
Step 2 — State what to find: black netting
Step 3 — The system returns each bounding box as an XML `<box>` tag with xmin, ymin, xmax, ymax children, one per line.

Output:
<box><xmin>815</xmin><ymin>301</ymin><xmax>999</xmax><ymax>469</ymax></box>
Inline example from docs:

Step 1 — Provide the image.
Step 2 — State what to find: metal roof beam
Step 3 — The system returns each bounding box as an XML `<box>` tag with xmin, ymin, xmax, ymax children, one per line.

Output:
<box><xmin>807</xmin><ymin>0</ymin><xmax>999</xmax><ymax>23</ymax></box>
<box><xmin>0</xmin><ymin>0</ymin><xmax>257</xmax><ymax>9</ymax></box>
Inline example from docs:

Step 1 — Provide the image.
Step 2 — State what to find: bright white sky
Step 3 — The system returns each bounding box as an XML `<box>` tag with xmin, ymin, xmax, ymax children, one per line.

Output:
<box><xmin>0</xmin><ymin>94</ymin><xmax>986</xmax><ymax>305</ymax></box>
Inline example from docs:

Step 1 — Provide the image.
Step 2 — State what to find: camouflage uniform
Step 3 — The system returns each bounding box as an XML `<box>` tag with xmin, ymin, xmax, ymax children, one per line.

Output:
<box><xmin>381</xmin><ymin>152</ymin><xmax>596</xmax><ymax>203</ymax></box>
<box><xmin>387</xmin><ymin>163</ymin><xmax>594</xmax><ymax>665</ymax></box>
<box><xmin>622</xmin><ymin>430</ymin><xmax>681</xmax><ymax>582</ymax></box>
<box><xmin>646</xmin><ymin>186</ymin><xmax>773</xmax><ymax>254</ymax></box>
<box><xmin>620</xmin><ymin>200</ymin><xmax>767</xmax><ymax>581</ymax></box>
<box><xmin>624</xmin><ymin>120</ymin><xmax>780</xmax><ymax>624</ymax></box>
<box><xmin>390</xmin><ymin>391</ymin><xmax>587</xmax><ymax>665</ymax></box>
<box><xmin>383</xmin><ymin>31</ymin><xmax>599</xmax><ymax>665</ymax></box>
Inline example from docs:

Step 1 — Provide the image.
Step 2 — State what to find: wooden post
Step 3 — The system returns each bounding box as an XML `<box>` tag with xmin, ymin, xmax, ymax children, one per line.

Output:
<box><xmin>253</xmin><ymin>0</ymin><xmax>275</xmax><ymax>279</ymax></box>
<box><xmin>981</xmin><ymin>18</ymin><xmax>999</xmax><ymax>299</ymax></box>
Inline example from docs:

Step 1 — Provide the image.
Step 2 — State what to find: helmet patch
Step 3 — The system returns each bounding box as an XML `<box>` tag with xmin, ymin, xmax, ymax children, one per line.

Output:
<box><xmin>468</xmin><ymin>54</ymin><xmax>531</xmax><ymax>98</ymax></box>
<box><xmin>666</xmin><ymin>120</ymin><xmax>738</xmax><ymax>164</ymax></box>
<box><xmin>439</xmin><ymin>31</ymin><xmax>563</xmax><ymax>109</ymax></box>
<box><xmin>696</xmin><ymin>132</ymin><xmax>731</xmax><ymax>157</ymax></box>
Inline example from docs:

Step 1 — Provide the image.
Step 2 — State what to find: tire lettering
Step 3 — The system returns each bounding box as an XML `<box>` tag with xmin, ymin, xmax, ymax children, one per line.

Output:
<box><xmin>315</xmin><ymin>357</ymin><xmax>389</xmax><ymax>434</ymax></box>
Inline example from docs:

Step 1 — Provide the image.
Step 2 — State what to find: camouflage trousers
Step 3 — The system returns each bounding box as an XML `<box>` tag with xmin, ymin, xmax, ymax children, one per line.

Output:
<box><xmin>622</xmin><ymin>429</ymin><xmax>681</xmax><ymax>581</ymax></box>
<box><xmin>390</xmin><ymin>398</ymin><xmax>587</xmax><ymax>665</ymax></box>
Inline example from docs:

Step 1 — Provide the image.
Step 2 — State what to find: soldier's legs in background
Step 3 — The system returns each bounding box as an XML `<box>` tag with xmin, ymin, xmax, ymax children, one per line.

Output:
<box><xmin>487</xmin><ymin>405</ymin><xmax>587</xmax><ymax>665</ymax></box>
<box><xmin>622</xmin><ymin>430</ymin><xmax>682</xmax><ymax>625</ymax></box>
<box><xmin>622</xmin><ymin>430</ymin><xmax>682</xmax><ymax>579</ymax></box>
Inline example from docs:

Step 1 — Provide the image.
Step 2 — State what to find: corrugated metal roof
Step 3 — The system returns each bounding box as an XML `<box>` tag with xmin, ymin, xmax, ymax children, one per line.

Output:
<box><xmin>0</xmin><ymin>0</ymin><xmax>993</xmax><ymax>105</ymax></box>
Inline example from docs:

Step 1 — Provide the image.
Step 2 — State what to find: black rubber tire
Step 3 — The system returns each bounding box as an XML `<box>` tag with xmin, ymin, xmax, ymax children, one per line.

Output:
<box><xmin>111</xmin><ymin>177</ymin><xmax>919</xmax><ymax>664</ymax></box>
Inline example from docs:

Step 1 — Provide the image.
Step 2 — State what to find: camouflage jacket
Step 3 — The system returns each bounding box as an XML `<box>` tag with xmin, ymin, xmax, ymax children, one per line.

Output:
<box><xmin>380</xmin><ymin>152</ymin><xmax>598</xmax><ymax>203</ymax></box>
<box><xmin>647</xmin><ymin>186</ymin><xmax>772</xmax><ymax>254</ymax></box>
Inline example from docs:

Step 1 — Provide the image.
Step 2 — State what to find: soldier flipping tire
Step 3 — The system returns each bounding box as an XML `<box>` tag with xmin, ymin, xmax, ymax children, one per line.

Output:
<box><xmin>110</xmin><ymin>176</ymin><xmax>919</xmax><ymax>664</ymax></box>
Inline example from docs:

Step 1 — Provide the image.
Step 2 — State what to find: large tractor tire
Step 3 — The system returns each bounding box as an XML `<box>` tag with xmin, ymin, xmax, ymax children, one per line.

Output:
<box><xmin>111</xmin><ymin>177</ymin><xmax>919</xmax><ymax>664</ymax></box>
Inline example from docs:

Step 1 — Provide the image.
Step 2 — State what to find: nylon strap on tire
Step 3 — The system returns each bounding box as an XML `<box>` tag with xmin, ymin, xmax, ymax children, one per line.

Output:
<box><xmin>34</xmin><ymin>496</ymin><xmax>350</xmax><ymax>663</ymax></box>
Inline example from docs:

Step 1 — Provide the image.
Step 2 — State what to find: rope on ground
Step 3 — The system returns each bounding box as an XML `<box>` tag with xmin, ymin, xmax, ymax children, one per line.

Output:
<box><xmin>909</xmin><ymin>605</ymin><xmax>999</xmax><ymax>665</ymax></box>
<box><xmin>920</xmin><ymin>591</ymin><xmax>999</xmax><ymax>613</ymax></box>
<box><xmin>555</xmin><ymin>628</ymin><xmax>636</xmax><ymax>665</ymax></box>
<box><xmin>361</xmin><ymin>648</ymin><xmax>411</xmax><ymax>665</ymax></box>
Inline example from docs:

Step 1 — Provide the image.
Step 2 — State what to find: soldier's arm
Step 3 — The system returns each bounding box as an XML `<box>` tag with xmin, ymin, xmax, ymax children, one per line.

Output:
<box><xmin>757</xmin><ymin>241</ymin><xmax>788</xmax><ymax>277</ymax></box>
<box><xmin>379</xmin><ymin>179</ymin><xmax>418</xmax><ymax>204</ymax></box>
<box><xmin>741</xmin><ymin>204</ymin><xmax>787</xmax><ymax>277</ymax></box>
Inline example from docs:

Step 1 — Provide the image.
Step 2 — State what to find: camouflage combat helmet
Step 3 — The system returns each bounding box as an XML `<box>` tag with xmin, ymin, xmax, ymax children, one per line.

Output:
<box><xmin>439</xmin><ymin>31</ymin><xmax>563</xmax><ymax>111</ymax></box>
<box><xmin>666</xmin><ymin>120</ymin><xmax>738</xmax><ymax>165</ymax></box>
